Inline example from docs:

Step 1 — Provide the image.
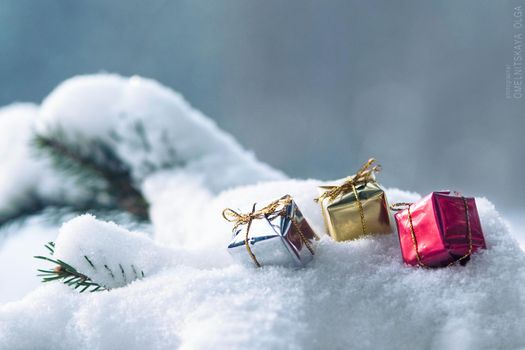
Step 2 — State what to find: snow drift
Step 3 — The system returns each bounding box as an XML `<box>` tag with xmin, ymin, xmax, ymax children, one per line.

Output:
<box><xmin>0</xmin><ymin>75</ymin><xmax>524</xmax><ymax>350</ymax></box>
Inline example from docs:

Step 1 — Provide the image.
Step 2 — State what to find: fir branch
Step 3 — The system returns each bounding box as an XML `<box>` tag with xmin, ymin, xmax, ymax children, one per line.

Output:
<box><xmin>35</xmin><ymin>241</ymin><xmax>146</xmax><ymax>293</ymax></box>
<box><xmin>35</xmin><ymin>242</ymin><xmax>107</xmax><ymax>293</ymax></box>
<box><xmin>1</xmin><ymin>206</ymin><xmax>152</xmax><ymax>236</ymax></box>
<box><xmin>0</xmin><ymin>195</ymin><xmax>46</xmax><ymax>228</ymax></box>
<box><xmin>33</xmin><ymin>133</ymin><xmax>149</xmax><ymax>220</ymax></box>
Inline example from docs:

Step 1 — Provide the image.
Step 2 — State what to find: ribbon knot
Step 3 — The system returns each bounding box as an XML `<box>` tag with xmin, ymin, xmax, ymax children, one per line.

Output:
<box><xmin>315</xmin><ymin>158</ymin><xmax>381</xmax><ymax>203</ymax></box>
<box><xmin>222</xmin><ymin>196</ymin><xmax>293</xmax><ymax>267</ymax></box>
<box><xmin>222</xmin><ymin>206</ymin><xmax>258</xmax><ymax>232</ymax></box>
<box><xmin>222</xmin><ymin>195</ymin><xmax>292</xmax><ymax>232</ymax></box>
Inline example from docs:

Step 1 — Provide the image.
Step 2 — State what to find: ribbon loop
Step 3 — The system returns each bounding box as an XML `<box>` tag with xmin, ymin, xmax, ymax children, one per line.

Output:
<box><xmin>314</xmin><ymin>158</ymin><xmax>381</xmax><ymax>237</ymax></box>
<box><xmin>222</xmin><ymin>196</ymin><xmax>293</xmax><ymax>231</ymax></box>
<box><xmin>223</xmin><ymin>208</ymin><xmax>253</xmax><ymax>232</ymax></box>
<box><xmin>315</xmin><ymin>158</ymin><xmax>381</xmax><ymax>203</ymax></box>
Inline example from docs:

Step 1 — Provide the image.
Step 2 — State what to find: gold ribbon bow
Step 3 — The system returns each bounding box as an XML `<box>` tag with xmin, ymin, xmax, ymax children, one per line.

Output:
<box><xmin>315</xmin><ymin>158</ymin><xmax>381</xmax><ymax>203</ymax></box>
<box><xmin>223</xmin><ymin>195</ymin><xmax>317</xmax><ymax>267</ymax></box>
<box><xmin>222</xmin><ymin>196</ymin><xmax>292</xmax><ymax>232</ymax></box>
<box><xmin>315</xmin><ymin>158</ymin><xmax>381</xmax><ymax>237</ymax></box>
<box><xmin>390</xmin><ymin>199</ymin><xmax>473</xmax><ymax>268</ymax></box>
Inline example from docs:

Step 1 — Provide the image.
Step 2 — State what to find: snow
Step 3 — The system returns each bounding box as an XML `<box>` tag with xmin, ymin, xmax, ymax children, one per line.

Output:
<box><xmin>2</xmin><ymin>182</ymin><xmax>525</xmax><ymax>350</ymax></box>
<box><xmin>0</xmin><ymin>74</ymin><xmax>524</xmax><ymax>349</ymax></box>
<box><xmin>0</xmin><ymin>104</ymin><xmax>81</xmax><ymax>220</ymax></box>
<box><xmin>52</xmin><ymin>215</ymin><xmax>162</xmax><ymax>289</ymax></box>
<box><xmin>0</xmin><ymin>104</ymin><xmax>102</xmax><ymax>220</ymax></box>
<box><xmin>504</xmin><ymin>210</ymin><xmax>525</xmax><ymax>250</ymax></box>
<box><xmin>0</xmin><ymin>216</ymin><xmax>56</xmax><ymax>303</ymax></box>
<box><xmin>0</xmin><ymin>104</ymin><xmax>42</xmax><ymax>221</ymax></box>
<box><xmin>0</xmin><ymin>74</ymin><xmax>283</xmax><ymax>225</ymax></box>
<box><xmin>37</xmin><ymin>74</ymin><xmax>284</xmax><ymax>191</ymax></box>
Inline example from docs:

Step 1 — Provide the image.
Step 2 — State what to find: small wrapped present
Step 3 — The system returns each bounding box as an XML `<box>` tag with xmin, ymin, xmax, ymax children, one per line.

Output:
<box><xmin>392</xmin><ymin>191</ymin><xmax>486</xmax><ymax>267</ymax></box>
<box><xmin>315</xmin><ymin>158</ymin><xmax>392</xmax><ymax>241</ymax></box>
<box><xmin>223</xmin><ymin>195</ymin><xmax>319</xmax><ymax>268</ymax></box>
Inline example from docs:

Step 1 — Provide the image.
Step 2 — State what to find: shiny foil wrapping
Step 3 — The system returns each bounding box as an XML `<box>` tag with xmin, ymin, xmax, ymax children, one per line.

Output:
<box><xmin>318</xmin><ymin>181</ymin><xmax>392</xmax><ymax>241</ymax></box>
<box><xmin>394</xmin><ymin>191</ymin><xmax>486</xmax><ymax>267</ymax></box>
<box><xmin>227</xmin><ymin>199</ymin><xmax>317</xmax><ymax>268</ymax></box>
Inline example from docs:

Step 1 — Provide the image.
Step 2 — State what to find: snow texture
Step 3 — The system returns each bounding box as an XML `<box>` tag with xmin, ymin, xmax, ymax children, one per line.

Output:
<box><xmin>3</xmin><ymin>183</ymin><xmax>525</xmax><ymax>350</ymax></box>
<box><xmin>52</xmin><ymin>215</ymin><xmax>161</xmax><ymax>289</ymax></box>
<box><xmin>0</xmin><ymin>75</ymin><xmax>524</xmax><ymax>350</ymax></box>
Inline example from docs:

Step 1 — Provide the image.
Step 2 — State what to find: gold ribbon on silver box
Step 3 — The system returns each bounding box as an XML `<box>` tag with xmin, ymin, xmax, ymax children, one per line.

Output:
<box><xmin>315</xmin><ymin>158</ymin><xmax>392</xmax><ymax>241</ymax></box>
<box><xmin>223</xmin><ymin>195</ymin><xmax>319</xmax><ymax>268</ymax></box>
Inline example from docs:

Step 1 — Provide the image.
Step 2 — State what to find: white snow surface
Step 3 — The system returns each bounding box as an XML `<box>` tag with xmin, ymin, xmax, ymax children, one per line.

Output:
<box><xmin>2</xmin><ymin>182</ymin><xmax>525</xmax><ymax>350</ymax></box>
<box><xmin>0</xmin><ymin>216</ymin><xmax>56</xmax><ymax>304</ymax></box>
<box><xmin>0</xmin><ymin>74</ymin><xmax>524</xmax><ymax>349</ymax></box>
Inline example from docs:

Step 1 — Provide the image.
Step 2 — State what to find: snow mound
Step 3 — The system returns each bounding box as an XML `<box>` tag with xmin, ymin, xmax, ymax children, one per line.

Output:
<box><xmin>1</xmin><ymin>181</ymin><xmax>524</xmax><ymax>350</ymax></box>
<box><xmin>37</xmin><ymin>74</ymin><xmax>284</xmax><ymax>191</ymax></box>
<box><xmin>52</xmin><ymin>215</ymin><xmax>162</xmax><ymax>289</ymax></box>
<box><xmin>0</xmin><ymin>75</ymin><xmax>284</xmax><ymax>224</ymax></box>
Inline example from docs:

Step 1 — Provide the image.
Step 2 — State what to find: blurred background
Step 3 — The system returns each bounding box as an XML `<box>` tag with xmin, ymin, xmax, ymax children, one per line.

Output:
<box><xmin>0</xmin><ymin>2</ymin><xmax>523</xmax><ymax>233</ymax></box>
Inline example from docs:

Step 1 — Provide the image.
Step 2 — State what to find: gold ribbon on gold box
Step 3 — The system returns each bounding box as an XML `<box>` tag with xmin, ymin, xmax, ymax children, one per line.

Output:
<box><xmin>315</xmin><ymin>158</ymin><xmax>392</xmax><ymax>241</ymax></box>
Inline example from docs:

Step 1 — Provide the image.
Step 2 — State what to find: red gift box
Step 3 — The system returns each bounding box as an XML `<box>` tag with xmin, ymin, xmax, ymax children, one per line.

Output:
<box><xmin>393</xmin><ymin>191</ymin><xmax>486</xmax><ymax>267</ymax></box>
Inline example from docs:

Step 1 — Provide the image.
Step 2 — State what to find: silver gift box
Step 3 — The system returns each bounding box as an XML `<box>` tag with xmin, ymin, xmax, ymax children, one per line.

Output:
<box><xmin>227</xmin><ymin>199</ymin><xmax>318</xmax><ymax>268</ymax></box>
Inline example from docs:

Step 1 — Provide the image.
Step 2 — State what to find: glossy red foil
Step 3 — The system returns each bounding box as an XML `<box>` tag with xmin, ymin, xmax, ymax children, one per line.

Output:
<box><xmin>394</xmin><ymin>191</ymin><xmax>486</xmax><ymax>267</ymax></box>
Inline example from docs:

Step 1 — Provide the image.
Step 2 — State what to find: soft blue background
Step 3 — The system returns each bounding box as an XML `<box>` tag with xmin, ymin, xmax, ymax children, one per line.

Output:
<box><xmin>1</xmin><ymin>0</ymin><xmax>523</xmax><ymax>210</ymax></box>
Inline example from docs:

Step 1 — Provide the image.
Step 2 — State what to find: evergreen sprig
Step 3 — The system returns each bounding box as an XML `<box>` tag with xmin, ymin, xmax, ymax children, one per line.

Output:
<box><xmin>0</xmin><ymin>194</ymin><xmax>46</xmax><ymax>228</ymax></box>
<box><xmin>33</xmin><ymin>132</ymin><xmax>149</xmax><ymax>220</ymax></box>
<box><xmin>35</xmin><ymin>242</ymin><xmax>146</xmax><ymax>293</ymax></box>
<box><xmin>35</xmin><ymin>242</ymin><xmax>107</xmax><ymax>293</ymax></box>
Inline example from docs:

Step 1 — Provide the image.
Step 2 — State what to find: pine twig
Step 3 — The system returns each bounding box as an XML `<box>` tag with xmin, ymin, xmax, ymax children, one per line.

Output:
<box><xmin>33</xmin><ymin>133</ymin><xmax>149</xmax><ymax>220</ymax></box>
<box><xmin>35</xmin><ymin>242</ymin><xmax>106</xmax><ymax>293</ymax></box>
<box><xmin>35</xmin><ymin>242</ymin><xmax>146</xmax><ymax>293</ymax></box>
<box><xmin>0</xmin><ymin>195</ymin><xmax>46</xmax><ymax>227</ymax></box>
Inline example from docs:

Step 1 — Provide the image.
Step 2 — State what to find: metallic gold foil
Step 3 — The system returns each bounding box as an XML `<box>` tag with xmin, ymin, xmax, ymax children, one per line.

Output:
<box><xmin>318</xmin><ymin>181</ymin><xmax>391</xmax><ymax>241</ymax></box>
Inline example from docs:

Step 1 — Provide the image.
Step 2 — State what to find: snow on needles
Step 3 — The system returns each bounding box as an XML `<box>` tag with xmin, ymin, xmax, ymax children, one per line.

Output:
<box><xmin>0</xmin><ymin>75</ymin><xmax>524</xmax><ymax>350</ymax></box>
<box><xmin>0</xmin><ymin>103</ymin><xmax>88</xmax><ymax>221</ymax></box>
<box><xmin>52</xmin><ymin>215</ymin><xmax>162</xmax><ymax>289</ymax></box>
<box><xmin>0</xmin><ymin>74</ymin><xmax>283</xmax><ymax>224</ymax></box>
<box><xmin>37</xmin><ymin>74</ymin><xmax>284</xmax><ymax>191</ymax></box>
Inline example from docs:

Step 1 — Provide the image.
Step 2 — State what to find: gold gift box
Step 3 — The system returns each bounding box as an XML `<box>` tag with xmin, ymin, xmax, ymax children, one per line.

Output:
<box><xmin>317</xmin><ymin>159</ymin><xmax>392</xmax><ymax>241</ymax></box>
